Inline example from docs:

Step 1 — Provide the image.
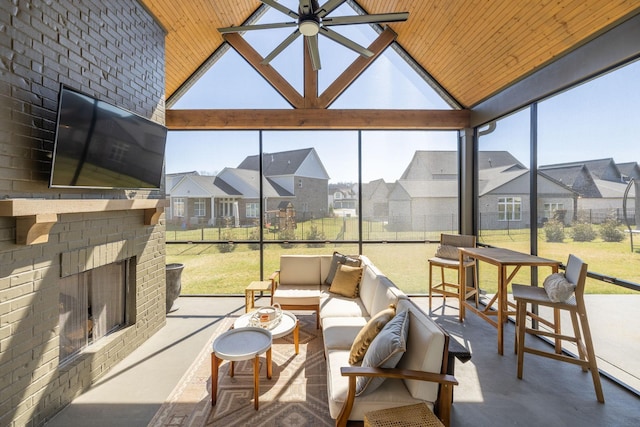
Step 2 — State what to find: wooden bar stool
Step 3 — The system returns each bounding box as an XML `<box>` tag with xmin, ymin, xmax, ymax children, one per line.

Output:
<box><xmin>428</xmin><ymin>233</ymin><xmax>479</xmax><ymax>314</ymax></box>
<box><xmin>513</xmin><ymin>254</ymin><xmax>604</xmax><ymax>403</ymax></box>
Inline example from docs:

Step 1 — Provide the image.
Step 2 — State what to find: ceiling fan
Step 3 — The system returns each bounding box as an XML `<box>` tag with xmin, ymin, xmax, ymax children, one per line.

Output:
<box><xmin>218</xmin><ymin>0</ymin><xmax>409</xmax><ymax>70</ymax></box>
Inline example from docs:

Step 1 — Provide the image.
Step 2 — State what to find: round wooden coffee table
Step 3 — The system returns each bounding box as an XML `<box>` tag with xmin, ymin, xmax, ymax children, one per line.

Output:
<box><xmin>211</xmin><ymin>327</ymin><xmax>272</xmax><ymax>410</ymax></box>
<box><xmin>233</xmin><ymin>310</ymin><xmax>300</xmax><ymax>354</ymax></box>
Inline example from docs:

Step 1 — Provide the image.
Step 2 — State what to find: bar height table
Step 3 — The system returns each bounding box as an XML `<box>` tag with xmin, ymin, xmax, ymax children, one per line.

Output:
<box><xmin>458</xmin><ymin>247</ymin><xmax>560</xmax><ymax>355</ymax></box>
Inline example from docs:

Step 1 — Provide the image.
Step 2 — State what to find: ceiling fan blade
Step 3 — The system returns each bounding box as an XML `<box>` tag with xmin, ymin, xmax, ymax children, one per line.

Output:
<box><xmin>322</xmin><ymin>12</ymin><xmax>409</xmax><ymax>26</ymax></box>
<box><xmin>218</xmin><ymin>21</ymin><xmax>298</xmax><ymax>34</ymax></box>
<box><xmin>261</xmin><ymin>29</ymin><xmax>302</xmax><ymax>65</ymax></box>
<box><xmin>306</xmin><ymin>34</ymin><xmax>321</xmax><ymax>70</ymax></box>
<box><xmin>261</xmin><ymin>0</ymin><xmax>299</xmax><ymax>19</ymax></box>
<box><xmin>318</xmin><ymin>27</ymin><xmax>373</xmax><ymax>57</ymax></box>
<box><xmin>316</xmin><ymin>0</ymin><xmax>346</xmax><ymax>18</ymax></box>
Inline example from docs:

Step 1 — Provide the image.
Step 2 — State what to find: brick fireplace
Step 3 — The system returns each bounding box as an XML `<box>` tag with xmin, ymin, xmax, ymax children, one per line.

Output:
<box><xmin>0</xmin><ymin>1</ymin><xmax>168</xmax><ymax>426</ymax></box>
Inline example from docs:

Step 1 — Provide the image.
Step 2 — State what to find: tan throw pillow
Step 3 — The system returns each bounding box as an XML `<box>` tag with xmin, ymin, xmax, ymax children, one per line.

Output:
<box><xmin>329</xmin><ymin>264</ymin><xmax>363</xmax><ymax>298</ymax></box>
<box><xmin>324</xmin><ymin>251</ymin><xmax>361</xmax><ymax>285</ymax></box>
<box><xmin>349</xmin><ymin>304</ymin><xmax>396</xmax><ymax>365</ymax></box>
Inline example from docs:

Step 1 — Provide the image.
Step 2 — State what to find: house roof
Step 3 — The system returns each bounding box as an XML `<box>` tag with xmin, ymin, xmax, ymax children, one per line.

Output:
<box><xmin>394</xmin><ymin>180</ymin><xmax>458</xmax><ymax>199</ymax></box>
<box><xmin>617</xmin><ymin>162</ymin><xmax>640</xmax><ymax>180</ymax></box>
<box><xmin>140</xmin><ymin>1</ymin><xmax>640</xmax><ymax>109</ymax></box>
<box><xmin>239</xmin><ymin>147</ymin><xmax>330</xmax><ymax>179</ymax></box>
<box><xmin>540</xmin><ymin>158</ymin><xmax>622</xmax><ymax>182</ymax></box>
<box><xmin>478</xmin><ymin>165</ymin><xmax>529</xmax><ymax>196</ymax></box>
<box><xmin>215</xmin><ymin>167</ymin><xmax>293</xmax><ymax>197</ymax></box>
<box><xmin>400</xmin><ymin>150</ymin><xmax>525</xmax><ymax>180</ymax></box>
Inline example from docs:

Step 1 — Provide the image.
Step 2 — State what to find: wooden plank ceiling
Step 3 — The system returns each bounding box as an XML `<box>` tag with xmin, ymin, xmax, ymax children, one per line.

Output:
<box><xmin>141</xmin><ymin>0</ymin><xmax>640</xmax><ymax>113</ymax></box>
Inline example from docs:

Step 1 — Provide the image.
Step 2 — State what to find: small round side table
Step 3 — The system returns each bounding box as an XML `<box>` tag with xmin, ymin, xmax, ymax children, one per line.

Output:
<box><xmin>211</xmin><ymin>327</ymin><xmax>272</xmax><ymax>410</ymax></box>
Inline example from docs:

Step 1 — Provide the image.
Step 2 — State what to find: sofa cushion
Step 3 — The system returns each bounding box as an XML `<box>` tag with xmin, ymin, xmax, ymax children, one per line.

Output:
<box><xmin>369</xmin><ymin>277</ymin><xmax>406</xmax><ymax>317</ymax></box>
<box><xmin>356</xmin><ymin>309</ymin><xmax>409</xmax><ymax>396</ymax></box>
<box><xmin>325</xmin><ymin>252</ymin><xmax>361</xmax><ymax>285</ymax></box>
<box><xmin>279</xmin><ymin>255</ymin><xmax>322</xmax><ymax>286</ymax></box>
<box><xmin>349</xmin><ymin>304</ymin><xmax>396</xmax><ymax>365</ymax></box>
<box><xmin>329</xmin><ymin>264</ymin><xmax>363</xmax><ymax>298</ymax></box>
<box><xmin>395</xmin><ymin>299</ymin><xmax>445</xmax><ymax>403</ymax></box>
<box><xmin>322</xmin><ymin>317</ymin><xmax>369</xmax><ymax>350</ymax></box>
<box><xmin>272</xmin><ymin>284</ymin><xmax>321</xmax><ymax>306</ymax></box>
<box><xmin>325</xmin><ymin>349</ymin><xmax>423</xmax><ymax>420</ymax></box>
<box><xmin>320</xmin><ymin>290</ymin><xmax>369</xmax><ymax>322</ymax></box>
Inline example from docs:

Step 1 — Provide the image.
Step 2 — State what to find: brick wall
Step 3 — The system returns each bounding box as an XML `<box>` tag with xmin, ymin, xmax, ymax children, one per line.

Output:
<box><xmin>0</xmin><ymin>1</ymin><xmax>167</xmax><ymax>426</ymax></box>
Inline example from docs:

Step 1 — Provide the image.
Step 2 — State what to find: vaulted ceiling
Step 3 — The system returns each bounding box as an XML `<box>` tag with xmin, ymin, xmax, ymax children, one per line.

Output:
<box><xmin>141</xmin><ymin>0</ymin><xmax>639</xmax><ymax>109</ymax></box>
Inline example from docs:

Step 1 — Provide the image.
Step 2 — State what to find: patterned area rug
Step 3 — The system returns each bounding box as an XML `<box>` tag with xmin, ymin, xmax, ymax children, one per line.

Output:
<box><xmin>147</xmin><ymin>314</ymin><xmax>332</xmax><ymax>427</ymax></box>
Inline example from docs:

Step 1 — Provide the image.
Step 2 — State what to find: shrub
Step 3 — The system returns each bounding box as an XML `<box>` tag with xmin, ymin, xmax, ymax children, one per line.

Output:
<box><xmin>217</xmin><ymin>229</ymin><xmax>236</xmax><ymax>253</ymax></box>
<box><xmin>543</xmin><ymin>219</ymin><xmax>565</xmax><ymax>242</ymax></box>
<box><xmin>570</xmin><ymin>221</ymin><xmax>596</xmax><ymax>242</ymax></box>
<box><xmin>306</xmin><ymin>224</ymin><xmax>326</xmax><ymax>248</ymax></box>
<box><xmin>278</xmin><ymin>228</ymin><xmax>297</xmax><ymax>248</ymax></box>
<box><xmin>600</xmin><ymin>217</ymin><xmax>625</xmax><ymax>242</ymax></box>
<box><xmin>248</xmin><ymin>228</ymin><xmax>260</xmax><ymax>251</ymax></box>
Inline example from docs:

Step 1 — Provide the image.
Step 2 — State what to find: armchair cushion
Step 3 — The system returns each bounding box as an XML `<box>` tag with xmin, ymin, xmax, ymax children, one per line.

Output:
<box><xmin>356</xmin><ymin>310</ymin><xmax>409</xmax><ymax>396</ymax></box>
<box><xmin>349</xmin><ymin>304</ymin><xmax>396</xmax><ymax>365</ymax></box>
<box><xmin>329</xmin><ymin>264</ymin><xmax>363</xmax><ymax>298</ymax></box>
<box><xmin>543</xmin><ymin>272</ymin><xmax>576</xmax><ymax>302</ymax></box>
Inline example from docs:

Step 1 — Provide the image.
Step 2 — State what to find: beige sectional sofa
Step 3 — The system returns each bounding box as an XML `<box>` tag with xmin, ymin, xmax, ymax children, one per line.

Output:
<box><xmin>269</xmin><ymin>253</ymin><xmax>457</xmax><ymax>427</ymax></box>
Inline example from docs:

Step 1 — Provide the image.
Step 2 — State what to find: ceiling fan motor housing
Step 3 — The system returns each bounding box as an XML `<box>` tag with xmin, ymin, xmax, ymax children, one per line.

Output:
<box><xmin>299</xmin><ymin>0</ymin><xmax>321</xmax><ymax>36</ymax></box>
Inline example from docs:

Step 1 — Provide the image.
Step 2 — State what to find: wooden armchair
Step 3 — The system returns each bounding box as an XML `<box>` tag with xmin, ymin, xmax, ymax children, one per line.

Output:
<box><xmin>336</xmin><ymin>366</ymin><xmax>458</xmax><ymax>427</ymax></box>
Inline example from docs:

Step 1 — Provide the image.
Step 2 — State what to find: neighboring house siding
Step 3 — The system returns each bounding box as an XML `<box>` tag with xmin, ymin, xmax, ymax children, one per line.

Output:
<box><xmin>296</xmin><ymin>177</ymin><xmax>329</xmax><ymax>220</ymax></box>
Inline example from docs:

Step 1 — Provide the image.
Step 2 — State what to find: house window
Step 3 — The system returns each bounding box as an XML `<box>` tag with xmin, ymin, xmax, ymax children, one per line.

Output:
<box><xmin>59</xmin><ymin>261</ymin><xmax>127</xmax><ymax>363</ymax></box>
<box><xmin>109</xmin><ymin>141</ymin><xmax>128</xmax><ymax>163</ymax></box>
<box><xmin>246</xmin><ymin>202</ymin><xmax>259</xmax><ymax>218</ymax></box>
<box><xmin>498</xmin><ymin>197</ymin><xmax>521</xmax><ymax>221</ymax></box>
<box><xmin>174</xmin><ymin>198</ymin><xmax>185</xmax><ymax>217</ymax></box>
<box><xmin>544</xmin><ymin>203</ymin><xmax>564</xmax><ymax>220</ymax></box>
<box><xmin>194</xmin><ymin>199</ymin><xmax>206</xmax><ymax>217</ymax></box>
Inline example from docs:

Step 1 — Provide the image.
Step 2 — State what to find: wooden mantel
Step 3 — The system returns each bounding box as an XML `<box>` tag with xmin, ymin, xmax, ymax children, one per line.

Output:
<box><xmin>0</xmin><ymin>199</ymin><xmax>165</xmax><ymax>245</ymax></box>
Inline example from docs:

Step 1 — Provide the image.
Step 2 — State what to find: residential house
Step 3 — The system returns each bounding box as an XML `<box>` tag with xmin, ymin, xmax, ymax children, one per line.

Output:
<box><xmin>539</xmin><ymin>158</ymin><xmax>638</xmax><ymax>222</ymax></box>
<box><xmin>166</xmin><ymin>148</ymin><xmax>329</xmax><ymax>227</ymax></box>
<box><xmin>378</xmin><ymin>151</ymin><xmax>576</xmax><ymax>231</ymax></box>
<box><xmin>329</xmin><ymin>183</ymin><xmax>358</xmax><ymax>217</ymax></box>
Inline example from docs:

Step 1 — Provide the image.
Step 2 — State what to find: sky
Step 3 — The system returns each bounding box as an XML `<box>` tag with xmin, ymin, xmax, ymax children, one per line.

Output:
<box><xmin>166</xmin><ymin>1</ymin><xmax>639</xmax><ymax>183</ymax></box>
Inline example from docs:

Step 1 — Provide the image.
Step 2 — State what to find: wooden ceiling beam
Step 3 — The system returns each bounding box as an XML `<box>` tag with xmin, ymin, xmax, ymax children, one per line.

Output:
<box><xmin>318</xmin><ymin>27</ymin><xmax>398</xmax><ymax>108</ymax></box>
<box><xmin>223</xmin><ymin>33</ymin><xmax>305</xmax><ymax>109</ymax></box>
<box><xmin>166</xmin><ymin>109</ymin><xmax>470</xmax><ymax>130</ymax></box>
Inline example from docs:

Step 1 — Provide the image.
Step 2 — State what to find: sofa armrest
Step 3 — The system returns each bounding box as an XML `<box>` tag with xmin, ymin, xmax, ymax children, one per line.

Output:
<box><xmin>269</xmin><ymin>270</ymin><xmax>280</xmax><ymax>304</ymax></box>
<box><xmin>336</xmin><ymin>366</ymin><xmax>457</xmax><ymax>427</ymax></box>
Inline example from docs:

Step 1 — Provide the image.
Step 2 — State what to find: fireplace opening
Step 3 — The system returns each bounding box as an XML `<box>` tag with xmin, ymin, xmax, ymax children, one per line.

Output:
<box><xmin>58</xmin><ymin>259</ymin><xmax>131</xmax><ymax>363</ymax></box>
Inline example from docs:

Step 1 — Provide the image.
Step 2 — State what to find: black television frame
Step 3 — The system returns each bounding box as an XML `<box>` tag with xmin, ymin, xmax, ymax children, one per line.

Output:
<box><xmin>49</xmin><ymin>84</ymin><xmax>167</xmax><ymax>190</ymax></box>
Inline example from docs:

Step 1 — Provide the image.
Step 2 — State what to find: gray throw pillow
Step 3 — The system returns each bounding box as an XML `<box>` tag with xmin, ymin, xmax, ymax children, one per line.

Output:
<box><xmin>435</xmin><ymin>244</ymin><xmax>459</xmax><ymax>260</ymax></box>
<box><xmin>355</xmin><ymin>309</ymin><xmax>409</xmax><ymax>396</ymax></box>
<box><xmin>543</xmin><ymin>273</ymin><xmax>576</xmax><ymax>302</ymax></box>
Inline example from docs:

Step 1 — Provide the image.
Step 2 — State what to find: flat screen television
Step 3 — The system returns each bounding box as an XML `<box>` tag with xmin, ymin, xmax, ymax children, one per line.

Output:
<box><xmin>50</xmin><ymin>85</ymin><xmax>168</xmax><ymax>189</ymax></box>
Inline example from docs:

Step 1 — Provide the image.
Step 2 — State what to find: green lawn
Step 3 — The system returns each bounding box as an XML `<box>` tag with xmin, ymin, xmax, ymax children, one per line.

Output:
<box><xmin>166</xmin><ymin>222</ymin><xmax>639</xmax><ymax>295</ymax></box>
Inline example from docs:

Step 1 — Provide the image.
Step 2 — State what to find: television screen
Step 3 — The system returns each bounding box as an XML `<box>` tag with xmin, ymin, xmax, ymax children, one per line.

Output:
<box><xmin>50</xmin><ymin>85</ymin><xmax>168</xmax><ymax>189</ymax></box>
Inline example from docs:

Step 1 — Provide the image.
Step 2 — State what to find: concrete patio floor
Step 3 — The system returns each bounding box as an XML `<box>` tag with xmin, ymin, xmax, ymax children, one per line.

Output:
<box><xmin>45</xmin><ymin>295</ymin><xmax>640</xmax><ymax>427</ymax></box>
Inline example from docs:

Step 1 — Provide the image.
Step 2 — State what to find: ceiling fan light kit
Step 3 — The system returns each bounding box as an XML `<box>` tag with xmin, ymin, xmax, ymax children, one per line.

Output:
<box><xmin>218</xmin><ymin>0</ymin><xmax>409</xmax><ymax>70</ymax></box>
